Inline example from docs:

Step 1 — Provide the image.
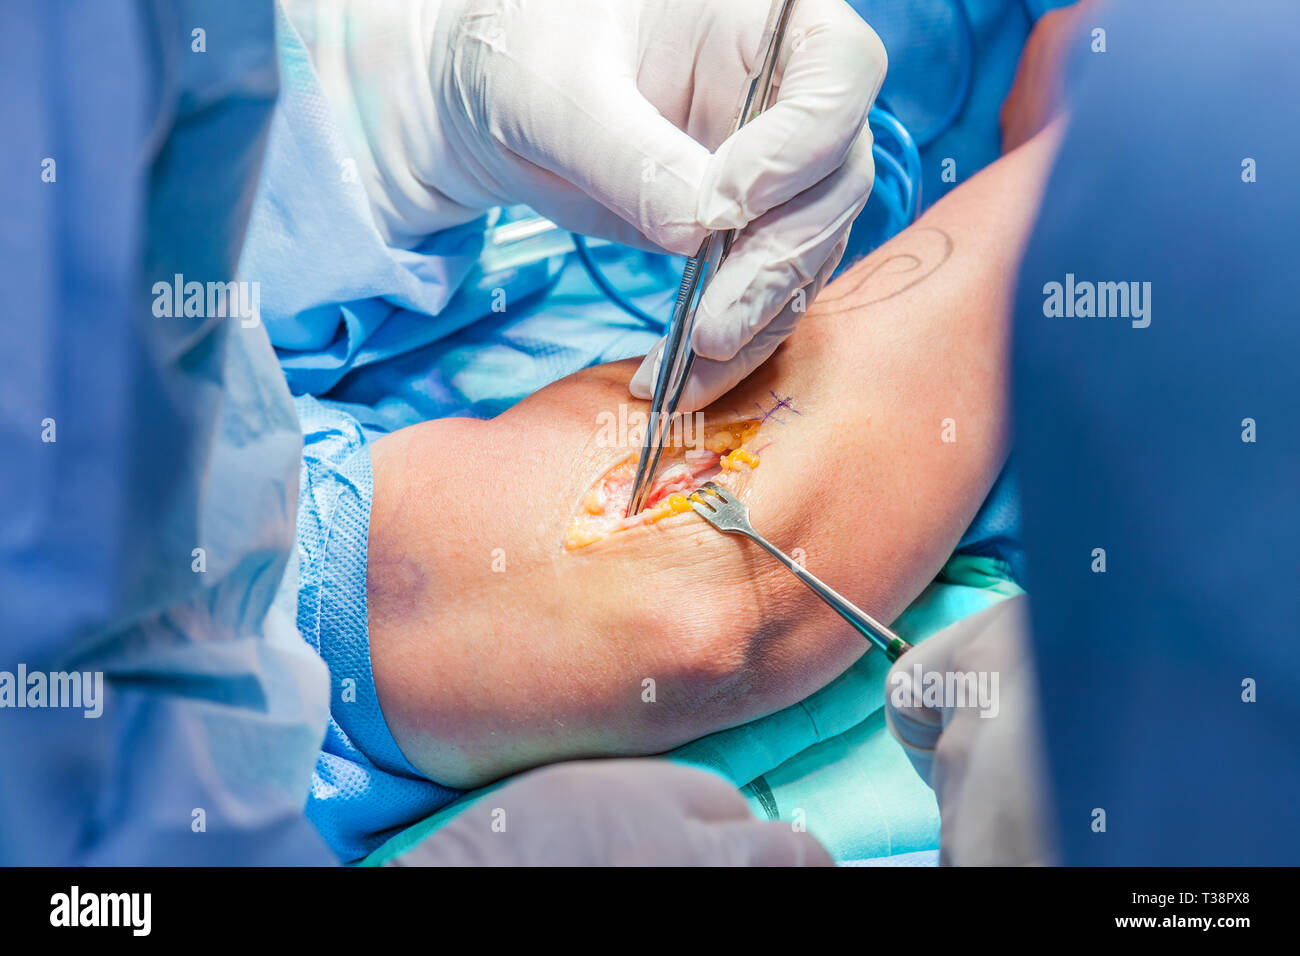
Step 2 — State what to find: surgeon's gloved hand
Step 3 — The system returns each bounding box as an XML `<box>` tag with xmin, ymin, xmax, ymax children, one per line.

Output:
<box><xmin>388</xmin><ymin>760</ymin><xmax>832</xmax><ymax>866</ymax></box>
<box><xmin>884</xmin><ymin>597</ymin><xmax>1056</xmax><ymax>866</ymax></box>
<box><xmin>408</xmin><ymin>0</ymin><xmax>886</xmax><ymax>411</ymax></box>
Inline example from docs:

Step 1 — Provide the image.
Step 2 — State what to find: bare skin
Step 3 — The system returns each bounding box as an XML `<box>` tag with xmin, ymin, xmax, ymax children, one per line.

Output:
<box><xmin>999</xmin><ymin>0</ymin><xmax>1101</xmax><ymax>152</ymax></box>
<box><xmin>365</xmin><ymin>126</ymin><xmax>1062</xmax><ymax>789</ymax></box>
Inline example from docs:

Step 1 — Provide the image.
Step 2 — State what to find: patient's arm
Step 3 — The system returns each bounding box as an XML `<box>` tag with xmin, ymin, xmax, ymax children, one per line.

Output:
<box><xmin>365</xmin><ymin>126</ymin><xmax>1062</xmax><ymax>789</ymax></box>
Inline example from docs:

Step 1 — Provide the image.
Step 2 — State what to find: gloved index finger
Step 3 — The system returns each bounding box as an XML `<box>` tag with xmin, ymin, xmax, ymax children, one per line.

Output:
<box><xmin>697</xmin><ymin>0</ymin><xmax>886</xmax><ymax>233</ymax></box>
<box><xmin>646</xmin><ymin>761</ymin><xmax>758</xmax><ymax>823</ymax></box>
<box><xmin>455</xmin><ymin>0</ymin><xmax>715</xmax><ymax>256</ymax></box>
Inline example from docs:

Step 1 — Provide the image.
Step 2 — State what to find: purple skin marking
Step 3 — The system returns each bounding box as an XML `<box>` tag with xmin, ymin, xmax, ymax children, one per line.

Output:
<box><xmin>755</xmin><ymin>390</ymin><xmax>801</xmax><ymax>425</ymax></box>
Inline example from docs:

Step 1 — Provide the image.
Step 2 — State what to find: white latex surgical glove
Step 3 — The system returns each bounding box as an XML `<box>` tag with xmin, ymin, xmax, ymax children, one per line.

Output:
<box><xmin>884</xmin><ymin>597</ymin><xmax>1057</xmax><ymax>866</ymax></box>
<box><xmin>387</xmin><ymin>760</ymin><xmax>833</xmax><ymax>866</ymax></box>
<box><xmin>291</xmin><ymin>0</ymin><xmax>885</xmax><ymax>411</ymax></box>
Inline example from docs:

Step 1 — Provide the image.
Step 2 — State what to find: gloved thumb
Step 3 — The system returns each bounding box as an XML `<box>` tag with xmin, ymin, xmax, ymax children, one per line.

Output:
<box><xmin>631</xmin><ymin>302</ymin><xmax>798</xmax><ymax>412</ymax></box>
<box><xmin>629</xmin><ymin>239</ymin><xmax>841</xmax><ymax>411</ymax></box>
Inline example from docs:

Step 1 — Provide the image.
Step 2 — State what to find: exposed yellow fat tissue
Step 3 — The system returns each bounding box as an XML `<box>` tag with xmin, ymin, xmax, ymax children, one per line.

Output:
<box><xmin>564</xmin><ymin>419</ymin><xmax>762</xmax><ymax>550</ymax></box>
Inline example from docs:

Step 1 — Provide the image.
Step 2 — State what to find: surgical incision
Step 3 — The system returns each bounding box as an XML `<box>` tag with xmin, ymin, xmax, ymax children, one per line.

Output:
<box><xmin>564</xmin><ymin>419</ymin><xmax>763</xmax><ymax>550</ymax></box>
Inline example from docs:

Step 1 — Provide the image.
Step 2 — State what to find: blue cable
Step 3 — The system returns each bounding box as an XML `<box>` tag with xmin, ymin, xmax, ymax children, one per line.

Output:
<box><xmin>871</xmin><ymin>108</ymin><xmax>922</xmax><ymax>184</ymax></box>
<box><xmin>877</xmin><ymin>0</ymin><xmax>976</xmax><ymax>150</ymax></box>
<box><xmin>918</xmin><ymin>0</ymin><xmax>975</xmax><ymax>148</ymax></box>
<box><xmin>570</xmin><ymin>232</ymin><xmax>666</xmax><ymax>330</ymax></box>
<box><xmin>870</xmin><ymin>107</ymin><xmax>922</xmax><ymax>222</ymax></box>
<box><xmin>873</xmin><ymin>143</ymin><xmax>912</xmax><ymax>210</ymax></box>
<box><xmin>871</xmin><ymin>144</ymin><xmax>911</xmax><ymax>233</ymax></box>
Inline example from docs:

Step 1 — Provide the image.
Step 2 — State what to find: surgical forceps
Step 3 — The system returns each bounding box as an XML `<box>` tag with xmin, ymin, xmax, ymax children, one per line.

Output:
<box><xmin>626</xmin><ymin>0</ymin><xmax>799</xmax><ymax>518</ymax></box>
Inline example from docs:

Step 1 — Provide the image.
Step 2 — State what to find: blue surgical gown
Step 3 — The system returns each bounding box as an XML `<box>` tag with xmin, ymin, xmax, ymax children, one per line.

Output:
<box><xmin>0</xmin><ymin>0</ymin><xmax>334</xmax><ymax>865</ymax></box>
<box><xmin>1013</xmin><ymin>0</ymin><xmax>1300</xmax><ymax>864</ymax></box>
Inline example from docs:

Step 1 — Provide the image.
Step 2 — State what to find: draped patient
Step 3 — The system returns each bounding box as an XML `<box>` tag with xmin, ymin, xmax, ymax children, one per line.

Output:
<box><xmin>352</xmin><ymin>128</ymin><xmax>1061</xmax><ymax>791</ymax></box>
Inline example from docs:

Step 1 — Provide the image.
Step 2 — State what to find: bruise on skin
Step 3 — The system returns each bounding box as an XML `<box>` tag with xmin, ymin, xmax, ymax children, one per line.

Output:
<box><xmin>366</xmin><ymin>545</ymin><xmax>429</xmax><ymax>632</ymax></box>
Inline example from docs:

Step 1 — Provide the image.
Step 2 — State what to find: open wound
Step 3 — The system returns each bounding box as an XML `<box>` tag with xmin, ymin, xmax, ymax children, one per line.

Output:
<box><xmin>564</xmin><ymin>419</ymin><xmax>763</xmax><ymax>550</ymax></box>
